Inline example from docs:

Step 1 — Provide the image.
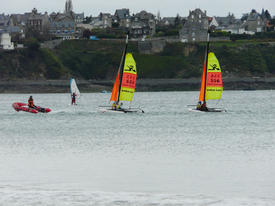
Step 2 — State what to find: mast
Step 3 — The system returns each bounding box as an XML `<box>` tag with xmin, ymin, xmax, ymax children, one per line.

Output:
<box><xmin>203</xmin><ymin>30</ymin><xmax>210</xmax><ymax>103</ymax></box>
<box><xmin>117</xmin><ymin>33</ymin><xmax>129</xmax><ymax>103</ymax></box>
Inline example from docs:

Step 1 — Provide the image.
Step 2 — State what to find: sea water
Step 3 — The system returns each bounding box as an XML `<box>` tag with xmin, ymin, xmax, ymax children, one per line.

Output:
<box><xmin>0</xmin><ymin>91</ymin><xmax>274</xmax><ymax>205</ymax></box>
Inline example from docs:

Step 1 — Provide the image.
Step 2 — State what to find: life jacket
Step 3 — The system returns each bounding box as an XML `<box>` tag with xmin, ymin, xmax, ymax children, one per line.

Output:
<box><xmin>112</xmin><ymin>103</ymin><xmax>116</xmax><ymax>109</ymax></box>
<box><xmin>28</xmin><ymin>98</ymin><xmax>34</xmax><ymax>107</ymax></box>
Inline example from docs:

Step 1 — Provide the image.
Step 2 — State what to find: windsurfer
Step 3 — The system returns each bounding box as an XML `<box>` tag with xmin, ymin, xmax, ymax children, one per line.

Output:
<box><xmin>71</xmin><ymin>92</ymin><xmax>77</xmax><ymax>105</ymax></box>
<box><xmin>28</xmin><ymin>96</ymin><xmax>36</xmax><ymax>108</ymax></box>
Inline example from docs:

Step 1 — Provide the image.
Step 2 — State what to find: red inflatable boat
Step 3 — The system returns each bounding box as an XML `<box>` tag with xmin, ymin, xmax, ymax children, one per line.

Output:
<box><xmin>12</xmin><ymin>102</ymin><xmax>51</xmax><ymax>114</ymax></box>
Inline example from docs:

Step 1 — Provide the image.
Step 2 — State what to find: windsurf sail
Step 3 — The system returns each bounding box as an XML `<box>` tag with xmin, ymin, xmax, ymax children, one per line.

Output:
<box><xmin>70</xmin><ymin>78</ymin><xmax>80</xmax><ymax>99</ymax></box>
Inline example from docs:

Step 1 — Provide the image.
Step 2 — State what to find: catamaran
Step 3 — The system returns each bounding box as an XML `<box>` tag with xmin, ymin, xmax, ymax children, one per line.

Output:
<box><xmin>99</xmin><ymin>34</ymin><xmax>143</xmax><ymax>113</ymax></box>
<box><xmin>191</xmin><ymin>31</ymin><xmax>225</xmax><ymax>112</ymax></box>
<box><xmin>70</xmin><ymin>78</ymin><xmax>80</xmax><ymax>105</ymax></box>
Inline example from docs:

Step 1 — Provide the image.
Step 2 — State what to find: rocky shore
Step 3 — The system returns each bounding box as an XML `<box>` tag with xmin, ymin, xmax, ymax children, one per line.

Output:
<box><xmin>1</xmin><ymin>77</ymin><xmax>275</xmax><ymax>93</ymax></box>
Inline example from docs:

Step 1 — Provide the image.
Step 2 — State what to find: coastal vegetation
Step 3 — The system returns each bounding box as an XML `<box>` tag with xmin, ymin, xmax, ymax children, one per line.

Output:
<box><xmin>1</xmin><ymin>38</ymin><xmax>275</xmax><ymax>80</ymax></box>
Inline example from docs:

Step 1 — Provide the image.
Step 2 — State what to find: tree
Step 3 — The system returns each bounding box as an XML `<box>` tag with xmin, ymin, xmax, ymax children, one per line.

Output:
<box><xmin>174</xmin><ymin>14</ymin><xmax>181</xmax><ymax>26</ymax></box>
<box><xmin>83</xmin><ymin>16</ymin><xmax>92</xmax><ymax>24</ymax></box>
<box><xmin>25</xmin><ymin>38</ymin><xmax>40</xmax><ymax>51</ymax></box>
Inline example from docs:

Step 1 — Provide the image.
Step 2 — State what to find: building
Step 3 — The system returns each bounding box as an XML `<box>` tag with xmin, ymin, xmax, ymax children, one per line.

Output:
<box><xmin>114</xmin><ymin>9</ymin><xmax>131</xmax><ymax>28</ymax></box>
<box><xmin>49</xmin><ymin>12</ymin><xmax>77</xmax><ymax>39</ymax></box>
<box><xmin>159</xmin><ymin>17</ymin><xmax>176</xmax><ymax>26</ymax></box>
<box><xmin>75</xmin><ymin>12</ymin><xmax>84</xmax><ymax>23</ymax></box>
<box><xmin>179</xmin><ymin>9</ymin><xmax>209</xmax><ymax>42</ymax></box>
<box><xmin>0</xmin><ymin>32</ymin><xmax>14</xmax><ymax>50</ymax></box>
<box><xmin>27</xmin><ymin>8</ymin><xmax>50</xmax><ymax>33</ymax></box>
<box><xmin>240</xmin><ymin>10</ymin><xmax>266</xmax><ymax>34</ymax></box>
<box><xmin>215</xmin><ymin>13</ymin><xmax>236</xmax><ymax>30</ymax></box>
<box><xmin>133</xmin><ymin>10</ymin><xmax>156</xmax><ymax>36</ymax></box>
<box><xmin>49</xmin><ymin>0</ymin><xmax>83</xmax><ymax>39</ymax></box>
<box><xmin>0</xmin><ymin>14</ymin><xmax>24</xmax><ymax>38</ymax></box>
<box><xmin>130</xmin><ymin>20</ymin><xmax>151</xmax><ymax>38</ymax></box>
<box><xmin>89</xmin><ymin>13</ymin><xmax>112</xmax><ymax>29</ymax></box>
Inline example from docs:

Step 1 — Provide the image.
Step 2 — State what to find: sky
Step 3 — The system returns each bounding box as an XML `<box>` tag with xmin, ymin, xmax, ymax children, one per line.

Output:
<box><xmin>1</xmin><ymin>0</ymin><xmax>275</xmax><ymax>18</ymax></box>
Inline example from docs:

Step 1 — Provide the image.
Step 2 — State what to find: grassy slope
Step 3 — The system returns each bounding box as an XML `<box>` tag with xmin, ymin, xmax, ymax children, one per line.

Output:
<box><xmin>0</xmin><ymin>40</ymin><xmax>275</xmax><ymax>80</ymax></box>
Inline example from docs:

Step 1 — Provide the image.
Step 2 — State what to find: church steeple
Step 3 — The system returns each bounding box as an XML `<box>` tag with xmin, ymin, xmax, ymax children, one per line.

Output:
<box><xmin>65</xmin><ymin>0</ymin><xmax>73</xmax><ymax>14</ymax></box>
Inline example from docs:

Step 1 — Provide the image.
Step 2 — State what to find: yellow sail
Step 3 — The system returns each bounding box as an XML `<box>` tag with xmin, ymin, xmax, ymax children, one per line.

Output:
<box><xmin>119</xmin><ymin>53</ymin><xmax>137</xmax><ymax>102</ymax></box>
<box><xmin>205</xmin><ymin>52</ymin><xmax>223</xmax><ymax>100</ymax></box>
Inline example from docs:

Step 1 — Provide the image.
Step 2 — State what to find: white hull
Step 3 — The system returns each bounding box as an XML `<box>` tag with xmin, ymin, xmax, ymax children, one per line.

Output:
<box><xmin>98</xmin><ymin>106</ymin><xmax>144</xmax><ymax>113</ymax></box>
<box><xmin>189</xmin><ymin>108</ymin><xmax>226</xmax><ymax>113</ymax></box>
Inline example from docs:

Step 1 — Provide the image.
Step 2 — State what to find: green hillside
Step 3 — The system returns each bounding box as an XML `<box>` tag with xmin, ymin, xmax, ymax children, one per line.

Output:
<box><xmin>1</xmin><ymin>39</ymin><xmax>275</xmax><ymax>80</ymax></box>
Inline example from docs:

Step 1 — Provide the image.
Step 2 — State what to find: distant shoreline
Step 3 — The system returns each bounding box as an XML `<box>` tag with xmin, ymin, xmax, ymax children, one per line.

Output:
<box><xmin>1</xmin><ymin>77</ymin><xmax>275</xmax><ymax>93</ymax></box>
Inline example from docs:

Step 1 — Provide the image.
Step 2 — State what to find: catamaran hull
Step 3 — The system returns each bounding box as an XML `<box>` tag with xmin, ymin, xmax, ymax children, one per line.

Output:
<box><xmin>98</xmin><ymin>107</ymin><xmax>143</xmax><ymax>113</ymax></box>
<box><xmin>12</xmin><ymin>102</ymin><xmax>51</xmax><ymax>114</ymax></box>
<box><xmin>189</xmin><ymin>108</ymin><xmax>226</xmax><ymax>113</ymax></box>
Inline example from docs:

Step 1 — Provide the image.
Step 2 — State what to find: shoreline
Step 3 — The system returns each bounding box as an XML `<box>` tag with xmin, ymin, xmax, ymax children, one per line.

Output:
<box><xmin>1</xmin><ymin>77</ymin><xmax>275</xmax><ymax>93</ymax></box>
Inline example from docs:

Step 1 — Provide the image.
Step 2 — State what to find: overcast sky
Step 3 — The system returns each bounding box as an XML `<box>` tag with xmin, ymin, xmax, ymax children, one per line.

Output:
<box><xmin>1</xmin><ymin>0</ymin><xmax>275</xmax><ymax>18</ymax></box>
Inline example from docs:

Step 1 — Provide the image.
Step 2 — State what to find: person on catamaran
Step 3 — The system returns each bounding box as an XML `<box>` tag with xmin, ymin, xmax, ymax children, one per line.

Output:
<box><xmin>112</xmin><ymin>102</ymin><xmax>123</xmax><ymax>111</ymax></box>
<box><xmin>196</xmin><ymin>101</ymin><xmax>202</xmax><ymax>110</ymax></box>
<box><xmin>71</xmin><ymin>92</ymin><xmax>77</xmax><ymax>105</ymax></box>
<box><xmin>28</xmin><ymin>96</ymin><xmax>35</xmax><ymax>108</ymax></box>
<box><xmin>200</xmin><ymin>101</ymin><xmax>208</xmax><ymax>111</ymax></box>
<box><xmin>118</xmin><ymin>102</ymin><xmax>124</xmax><ymax>110</ymax></box>
<box><xmin>112</xmin><ymin>102</ymin><xmax>116</xmax><ymax>110</ymax></box>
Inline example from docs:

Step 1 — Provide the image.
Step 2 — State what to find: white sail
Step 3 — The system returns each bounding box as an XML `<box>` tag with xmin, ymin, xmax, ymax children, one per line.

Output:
<box><xmin>70</xmin><ymin>78</ymin><xmax>80</xmax><ymax>99</ymax></box>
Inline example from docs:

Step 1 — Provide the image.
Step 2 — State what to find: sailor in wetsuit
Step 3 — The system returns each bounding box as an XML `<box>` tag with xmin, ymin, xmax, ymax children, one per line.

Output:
<box><xmin>71</xmin><ymin>92</ymin><xmax>77</xmax><ymax>105</ymax></box>
<box><xmin>112</xmin><ymin>102</ymin><xmax>116</xmax><ymax>110</ymax></box>
<box><xmin>200</xmin><ymin>101</ymin><xmax>208</xmax><ymax>111</ymax></box>
<box><xmin>28</xmin><ymin>96</ymin><xmax>35</xmax><ymax>108</ymax></box>
<box><xmin>196</xmin><ymin>101</ymin><xmax>208</xmax><ymax>111</ymax></box>
<box><xmin>196</xmin><ymin>101</ymin><xmax>202</xmax><ymax>110</ymax></box>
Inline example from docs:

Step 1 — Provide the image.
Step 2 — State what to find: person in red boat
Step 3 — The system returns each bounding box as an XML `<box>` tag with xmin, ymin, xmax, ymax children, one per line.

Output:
<box><xmin>28</xmin><ymin>96</ymin><xmax>36</xmax><ymax>108</ymax></box>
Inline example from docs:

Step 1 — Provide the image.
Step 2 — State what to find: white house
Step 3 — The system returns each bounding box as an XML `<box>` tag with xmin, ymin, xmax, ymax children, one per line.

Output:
<box><xmin>0</xmin><ymin>32</ymin><xmax>14</xmax><ymax>50</ymax></box>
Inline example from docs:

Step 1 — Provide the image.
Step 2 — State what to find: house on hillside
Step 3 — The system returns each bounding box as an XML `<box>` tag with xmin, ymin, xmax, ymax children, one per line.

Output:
<box><xmin>215</xmin><ymin>13</ymin><xmax>243</xmax><ymax>34</ymax></box>
<box><xmin>99</xmin><ymin>13</ymin><xmax>112</xmax><ymax>28</ymax></box>
<box><xmin>0</xmin><ymin>14</ymin><xmax>24</xmax><ymax>38</ymax></box>
<box><xmin>215</xmin><ymin>13</ymin><xmax>236</xmax><ymax>30</ymax></box>
<box><xmin>89</xmin><ymin>13</ymin><xmax>112</xmax><ymax>29</ymax></box>
<box><xmin>114</xmin><ymin>8</ymin><xmax>131</xmax><ymax>28</ymax></box>
<box><xmin>130</xmin><ymin>20</ymin><xmax>151</xmax><ymax>38</ymax></box>
<box><xmin>49</xmin><ymin>12</ymin><xmax>77</xmax><ymax>39</ymax></box>
<box><xmin>27</xmin><ymin>8</ymin><xmax>50</xmax><ymax>33</ymax></box>
<box><xmin>159</xmin><ymin>17</ymin><xmax>176</xmax><ymax>26</ymax></box>
<box><xmin>74</xmin><ymin>12</ymin><xmax>84</xmax><ymax>23</ymax></box>
<box><xmin>130</xmin><ymin>10</ymin><xmax>156</xmax><ymax>37</ymax></box>
<box><xmin>179</xmin><ymin>8</ymin><xmax>208</xmax><ymax>42</ymax></box>
<box><xmin>240</xmin><ymin>10</ymin><xmax>266</xmax><ymax>34</ymax></box>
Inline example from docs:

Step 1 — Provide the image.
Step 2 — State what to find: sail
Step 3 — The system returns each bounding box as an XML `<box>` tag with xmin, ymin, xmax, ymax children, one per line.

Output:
<box><xmin>119</xmin><ymin>53</ymin><xmax>137</xmax><ymax>102</ymax></box>
<box><xmin>70</xmin><ymin>78</ymin><xmax>80</xmax><ymax>98</ymax></box>
<box><xmin>205</xmin><ymin>52</ymin><xmax>223</xmax><ymax>100</ymax></box>
<box><xmin>110</xmin><ymin>70</ymin><xmax>120</xmax><ymax>102</ymax></box>
<box><xmin>199</xmin><ymin>59</ymin><xmax>207</xmax><ymax>102</ymax></box>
